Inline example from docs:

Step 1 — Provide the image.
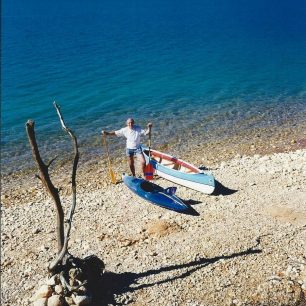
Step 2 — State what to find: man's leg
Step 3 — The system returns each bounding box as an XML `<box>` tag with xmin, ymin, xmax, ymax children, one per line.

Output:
<box><xmin>137</xmin><ymin>153</ymin><xmax>146</xmax><ymax>177</ymax></box>
<box><xmin>128</xmin><ymin>156</ymin><xmax>136</xmax><ymax>176</ymax></box>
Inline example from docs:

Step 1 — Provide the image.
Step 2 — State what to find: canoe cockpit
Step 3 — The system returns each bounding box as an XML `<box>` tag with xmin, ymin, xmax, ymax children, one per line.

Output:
<box><xmin>149</xmin><ymin>152</ymin><xmax>198</xmax><ymax>174</ymax></box>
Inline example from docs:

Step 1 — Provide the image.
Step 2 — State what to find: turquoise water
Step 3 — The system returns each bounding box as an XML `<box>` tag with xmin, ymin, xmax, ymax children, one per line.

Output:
<box><xmin>2</xmin><ymin>0</ymin><xmax>306</xmax><ymax>173</ymax></box>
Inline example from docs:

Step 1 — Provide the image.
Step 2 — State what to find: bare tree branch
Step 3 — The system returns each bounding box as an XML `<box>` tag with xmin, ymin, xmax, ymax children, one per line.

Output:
<box><xmin>48</xmin><ymin>234</ymin><xmax>70</xmax><ymax>271</ymax></box>
<box><xmin>48</xmin><ymin>102</ymin><xmax>80</xmax><ymax>271</ymax></box>
<box><xmin>46</xmin><ymin>156</ymin><xmax>58</xmax><ymax>168</ymax></box>
<box><xmin>35</xmin><ymin>174</ymin><xmax>42</xmax><ymax>181</ymax></box>
<box><xmin>26</xmin><ymin>120</ymin><xmax>65</xmax><ymax>251</ymax></box>
<box><xmin>54</xmin><ymin>101</ymin><xmax>79</xmax><ymax>226</ymax></box>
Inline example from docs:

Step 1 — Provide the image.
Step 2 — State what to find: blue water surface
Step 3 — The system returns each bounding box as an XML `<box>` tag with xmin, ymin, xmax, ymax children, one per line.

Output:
<box><xmin>2</xmin><ymin>0</ymin><xmax>306</xmax><ymax>173</ymax></box>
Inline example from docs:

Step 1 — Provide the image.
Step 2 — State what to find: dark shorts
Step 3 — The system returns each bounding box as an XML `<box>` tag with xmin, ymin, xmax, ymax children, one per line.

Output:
<box><xmin>126</xmin><ymin>147</ymin><xmax>143</xmax><ymax>157</ymax></box>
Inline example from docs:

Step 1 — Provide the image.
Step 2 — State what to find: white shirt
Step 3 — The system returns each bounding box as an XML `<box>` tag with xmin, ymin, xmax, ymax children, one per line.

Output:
<box><xmin>115</xmin><ymin>125</ymin><xmax>148</xmax><ymax>149</ymax></box>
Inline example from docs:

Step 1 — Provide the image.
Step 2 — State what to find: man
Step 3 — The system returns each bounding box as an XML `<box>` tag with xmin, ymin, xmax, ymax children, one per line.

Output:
<box><xmin>102</xmin><ymin>118</ymin><xmax>153</xmax><ymax>177</ymax></box>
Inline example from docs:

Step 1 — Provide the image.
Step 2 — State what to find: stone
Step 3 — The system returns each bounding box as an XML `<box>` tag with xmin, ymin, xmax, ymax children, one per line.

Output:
<box><xmin>64</xmin><ymin>296</ymin><xmax>74</xmax><ymax>305</ymax></box>
<box><xmin>72</xmin><ymin>294</ymin><xmax>92</xmax><ymax>305</ymax></box>
<box><xmin>33</xmin><ymin>298</ymin><xmax>47</xmax><ymax>306</ymax></box>
<box><xmin>46</xmin><ymin>275</ymin><xmax>59</xmax><ymax>286</ymax></box>
<box><xmin>33</xmin><ymin>228</ymin><xmax>42</xmax><ymax>234</ymax></box>
<box><xmin>32</xmin><ymin>285</ymin><xmax>52</xmax><ymax>301</ymax></box>
<box><xmin>47</xmin><ymin>295</ymin><xmax>64</xmax><ymax>306</ymax></box>
<box><xmin>54</xmin><ymin>285</ymin><xmax>63</xmax><ymax>295</ymax></box>
<box><xmin>77</xmin><ymin>286</ymin><xmax>88</xmax><ymax>294</ymax></box>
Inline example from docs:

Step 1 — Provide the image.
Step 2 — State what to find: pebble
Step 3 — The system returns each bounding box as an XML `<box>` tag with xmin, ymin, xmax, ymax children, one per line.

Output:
<box><xmin>32</xmin><ymin>285</ymin><xmax>52</xmax><ymax>301</ymax></box>
<box><xmin>46</xmin><ymin>275</ymin><xmax>58</xmax><ymax>286</ymax></box>
<box><xmin>47</xmin><ymin>295</ymin><xmax>64</xmax><ymax>306</ymax></box>
<box><xmin>72</xmin><ymin>294</ymin><xmax>92</xmax><ymax>305</ymax></box>
<box><xmin>33</xmin><ymin>298</ymin><xmax>48</xmax><ymax>306</ymax></box>
<box><xmin>54</xmin><ymin>285</ymin><xmax>63</xmax><ymax>295</ymax></box>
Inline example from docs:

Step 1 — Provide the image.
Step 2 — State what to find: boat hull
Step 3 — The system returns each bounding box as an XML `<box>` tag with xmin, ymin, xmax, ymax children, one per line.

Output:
<box><xmin>155</xmin><ymin>169</ymin><xmax>215</xmax><ymax>194</ymax></box>
<box><xmin>142</xmin><ymin>146</ymin><xmax>215</xmax><ymax>194</ymax></box>
<box><xmin>122</xmin><ymin>174</ymin><xmax>188</xmax><ymax>212</ymax></box>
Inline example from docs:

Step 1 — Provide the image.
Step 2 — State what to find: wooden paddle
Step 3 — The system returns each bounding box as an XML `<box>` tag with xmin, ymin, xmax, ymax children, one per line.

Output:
<box><xmin>102</xmin><ymin>134</ymin><xmax>116</xmax><ymax>184</ymax></box>
<box><xmin>145</xmin><ymin>125</ymin><xmax>154</xmax><ymax>180</ymax></box>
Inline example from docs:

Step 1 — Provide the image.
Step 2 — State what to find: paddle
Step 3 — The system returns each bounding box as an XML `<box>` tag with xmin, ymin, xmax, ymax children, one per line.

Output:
<box><xmin>102</xmin><ymin>134</ymin><xmax>116</xmax><ymax>184</ymax></box>
<box><xmin>145</xmin><ymin>125</ymin><xmax>154</xmax><ymax>180</ymax></box>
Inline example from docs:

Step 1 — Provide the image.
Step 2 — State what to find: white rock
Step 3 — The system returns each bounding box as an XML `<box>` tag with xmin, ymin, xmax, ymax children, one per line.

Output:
<box><xmin>54</xmin><ymin>285</ymin><xmax>63</xmax><ymax>295</ymax></box>
<box><xmin>32</xmin><ymin>285</ymin><xmax>52</xmax><ymax>301</ymax></box>
<box><xmin>220</xmin><ymin>162</ymin><xmax>227</xmax><ymax>169</ymax></box>
<box><xmin>46</xmin><ymin>275</ymin><xmax>58</xmax><ymax>286</ymax></box>
<box><xmin>72</xmin><ymin>294</ymin><xmax>92</xmax><ymax>305</ymax></box>
<box><xmin>33</xmin><ymin>298</ymin><xmax>47</xmax><ymax>306</ymax></box>
<box><xmin>47</xmin><ymin>295</ymin><xmax>64</xmax><ymax>306</ymax></box>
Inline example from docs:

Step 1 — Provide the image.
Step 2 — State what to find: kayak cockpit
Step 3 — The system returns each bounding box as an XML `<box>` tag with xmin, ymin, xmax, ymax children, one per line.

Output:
<box><xmin>140</xmin><ymin>181</ymin><xmax>155</xmax><ymax>192</ymax></box>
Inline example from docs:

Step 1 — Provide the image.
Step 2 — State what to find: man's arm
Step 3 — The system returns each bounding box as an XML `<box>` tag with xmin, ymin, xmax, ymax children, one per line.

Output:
<box><xmin>144</xmin><ymin>122</ymin><xmax>153</xmax><ymax>135</ymax></box>
<box><xmin>102</xmin><ymin>130</ymin><xmax>116</xmax><ymax>136</ymax></box>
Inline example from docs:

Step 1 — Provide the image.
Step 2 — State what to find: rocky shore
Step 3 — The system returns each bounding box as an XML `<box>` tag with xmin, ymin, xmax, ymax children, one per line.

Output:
<box><xmin>1</xmin><ymin>139</ymin><xmax>306</xmax><ymax>305</ymax></box>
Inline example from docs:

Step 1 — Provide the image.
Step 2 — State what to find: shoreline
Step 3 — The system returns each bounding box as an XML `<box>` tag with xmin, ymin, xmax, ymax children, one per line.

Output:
<box><xmin>2</xmin><ymin>121</ymin><xmax>306</xmax><ymax>207</ymax></box>
<box><xmin>2</xmin><ymin>108</ymin><xmax>306</xmax><ymax>176</ymax></box>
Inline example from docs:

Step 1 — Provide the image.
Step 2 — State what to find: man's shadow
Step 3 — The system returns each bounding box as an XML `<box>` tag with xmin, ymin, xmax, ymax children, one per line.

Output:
<box><xmin>94</xmin><ymin>246</ymin><xmax>261</xmax><ymax>305</ymax></box>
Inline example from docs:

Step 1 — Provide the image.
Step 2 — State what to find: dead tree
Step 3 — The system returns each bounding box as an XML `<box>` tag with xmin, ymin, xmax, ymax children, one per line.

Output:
<box><xmin>26</xmin><ymin>102</ymin><xmax>79</xmax><ymax>272</ymax></box>
<box><xmin>27</xmin><ymin>103</ymin><xmax>105</xmax><ymax>305</ymax></box>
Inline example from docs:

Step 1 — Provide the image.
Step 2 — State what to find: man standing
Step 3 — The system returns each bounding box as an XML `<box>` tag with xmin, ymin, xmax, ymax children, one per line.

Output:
<box><xmin>102</xmin><ymin>118</ymin><xmax>152</xmax><ymax>177</ymax></box>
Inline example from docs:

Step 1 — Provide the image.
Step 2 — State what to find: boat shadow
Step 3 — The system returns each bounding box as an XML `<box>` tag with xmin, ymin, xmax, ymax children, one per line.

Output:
<box><xmin>199</xmin><ymin>167</ymin><xmax>238</xmax><ymax>196</ymax></box>
<box><xmin>178</xmin><ymin>179</ymin><xmax>238</xmax><ymax>214</ymax></box>
<box><xmin>177</xmin><ymin>199</ymin><xmax>201</xmax><ymax>216</ymax></box>
<box><xmin>212</xmin><ymin>180</ymin><xmax>238</xmax><ymax>196</ymax></box>
<box><xmin>95</xmin><ymin>247</ymin><xmax>262</xmax><ymax>305</ymax></box>
<box><xmin>180</xmin><ymin>204</ymin><xmax>200</xmax><ymax>216</ymax></box>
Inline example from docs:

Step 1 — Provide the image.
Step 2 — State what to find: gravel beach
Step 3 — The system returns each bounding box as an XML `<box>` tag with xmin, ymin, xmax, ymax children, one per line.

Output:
<box><xmin>1</xmin><ymin>137</ymin><xmax>306</xmax><ymax>305</ymax></box>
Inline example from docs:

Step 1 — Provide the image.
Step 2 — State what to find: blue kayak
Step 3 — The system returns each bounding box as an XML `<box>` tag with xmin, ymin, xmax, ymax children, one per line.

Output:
<box><xmin>122</xmin><ymin>174</ymin><xmax>189</xmax><ymax>212</ymax></box>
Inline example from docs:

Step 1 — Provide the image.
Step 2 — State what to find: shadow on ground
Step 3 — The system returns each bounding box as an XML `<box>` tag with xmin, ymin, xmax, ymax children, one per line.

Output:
<box><xmin>178</xmin><ymin>199</ymin><xmax>201</xmax><ymax>216</ymax></box>
<box><xmin>183</xmin><ymin>199</ymin><xmax>202</xmax><ymax>205</ymax></box>
<box><xmin>212</xmin><ymin>180</ymin><xmax>238</xmax><ymax>196</ymax></box>
<box><xmin>94</xmin><ymin>247</ymin><xmax>261</xmax><ymax>305</ymax></box>
<box><xmin>180</xmin><ymin>204</ymin><xmax>200</xmax><ymax>216</ymax></box>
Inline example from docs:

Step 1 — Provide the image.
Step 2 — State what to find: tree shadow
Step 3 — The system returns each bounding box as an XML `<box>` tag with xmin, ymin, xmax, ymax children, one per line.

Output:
<box><xmin>95</xmin><ymin>247</ymin><xmax>261</xmax><ymax>305</ymax></box>
<box><xmin>212</xmin><ymin>180</ymin><xmax>238</xmax><ymax>196</ymax></box>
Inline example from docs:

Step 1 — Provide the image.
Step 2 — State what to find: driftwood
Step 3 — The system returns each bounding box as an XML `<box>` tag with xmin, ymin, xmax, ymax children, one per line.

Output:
<box><xmin>25</xmin><ymin>102</ymin><xmax>79</xmax><ymax>272</ymax></box>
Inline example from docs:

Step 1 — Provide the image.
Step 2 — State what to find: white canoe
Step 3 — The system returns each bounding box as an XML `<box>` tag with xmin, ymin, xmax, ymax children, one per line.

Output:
<box><xmin>142</xmin><ymin>146</ymin><xmax>215</xmax><ymax>194</ymax></box>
